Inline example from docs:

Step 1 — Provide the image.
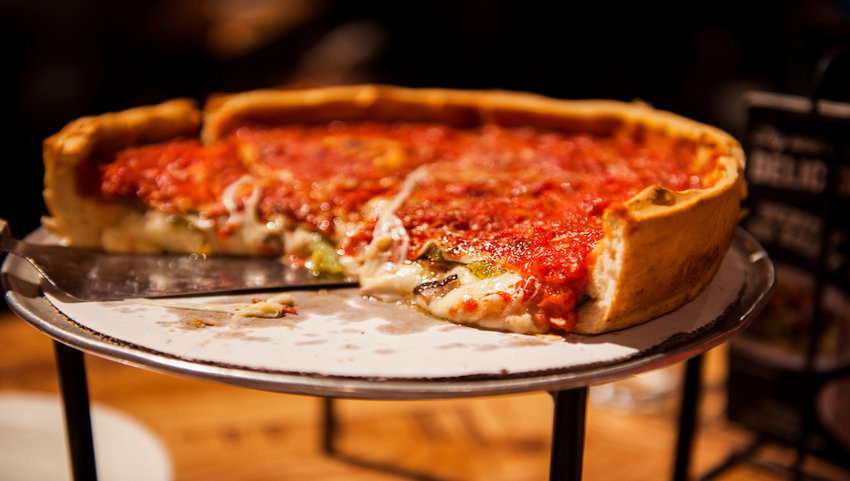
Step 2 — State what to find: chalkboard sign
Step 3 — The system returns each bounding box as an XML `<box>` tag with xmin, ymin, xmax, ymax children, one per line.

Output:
<box><xmin>744</xmin><ymin>91</ymin><xmax>850</xmax><ymax>289</ymax></box>
<box><xmin>728</xmin><ymin>90</ymin><xmax>850</xmax><ymax>467</ymax></box>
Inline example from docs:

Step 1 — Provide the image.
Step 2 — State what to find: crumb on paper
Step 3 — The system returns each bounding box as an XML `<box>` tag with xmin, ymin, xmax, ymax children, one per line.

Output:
<box><xmin>235</xmin><ymin>293</ymin><xmax>297</xmax><ymax>317</ymax></box>
<box><xmin>192</xmin><ymin>317</ymin><xmax>218</xmax><ymax>328</ymax></box>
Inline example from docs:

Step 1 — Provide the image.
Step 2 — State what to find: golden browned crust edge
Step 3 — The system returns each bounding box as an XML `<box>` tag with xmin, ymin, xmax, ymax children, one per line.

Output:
<box><xmin>42</xmin><ymin>85</ymin><xmax>745</xmax><ymax>335</ymax></box>
<box><xmin>42</xmin><ymin>99</ymin><xmax>201</xmax><ymax>247</ymax></box>
<box><xmin>201</xmin><ymin>85</ymin><xmax>632</xmax><ymax>142</ymax></box>
<box><xmin>575</xmin><ymin>127</ymin><xmax>745</xmax><ymax>334</ymax></box>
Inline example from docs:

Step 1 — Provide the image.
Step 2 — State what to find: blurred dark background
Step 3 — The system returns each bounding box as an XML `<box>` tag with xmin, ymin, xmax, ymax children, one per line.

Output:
<box><xmin>2</xmin><ymin>0</ymin><xmax>849</xmax><ymax>236</ymax></box>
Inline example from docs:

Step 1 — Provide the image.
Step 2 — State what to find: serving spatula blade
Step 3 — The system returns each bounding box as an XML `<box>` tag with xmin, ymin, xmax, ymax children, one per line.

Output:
<box><xmin>1</xmin><ymin>219</ymin><xmax>355</xmax><ymax>301</ymax></box>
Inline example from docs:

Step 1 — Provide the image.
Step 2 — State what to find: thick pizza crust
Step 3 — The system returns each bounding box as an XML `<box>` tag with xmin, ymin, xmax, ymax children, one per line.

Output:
<box><xmin>202</xmin><ymin>85</ymin><xmax>636</xmax><ymax>142</ymax></box>
<box><xmin>42</xmin><ymin>85</ymin><xmax>745</xmax><ymax>335</ymax></box>
<box><xmin>43</xmin><ymin>99</ymin><xmax>201</xmax><ymax>249</ymax></box>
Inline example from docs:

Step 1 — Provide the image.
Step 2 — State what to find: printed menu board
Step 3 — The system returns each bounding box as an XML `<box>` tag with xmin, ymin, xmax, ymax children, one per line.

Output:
<box><xmin>729</xmin><ymin>91</ymin><xmax>850</xmax><ymax>466</ymax></box>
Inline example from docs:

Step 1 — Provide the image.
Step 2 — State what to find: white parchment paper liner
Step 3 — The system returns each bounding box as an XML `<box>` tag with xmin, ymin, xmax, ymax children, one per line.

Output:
<box><xmin>44</xmin><ymin>248</ymin><xmax>745</xmax><ymax>379</ymax></box>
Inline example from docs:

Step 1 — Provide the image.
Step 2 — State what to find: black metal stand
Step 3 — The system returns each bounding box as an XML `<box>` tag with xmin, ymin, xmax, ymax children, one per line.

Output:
<box><xmin>672</xmin><ymin>355</ymin><xmax>704</xmax><ymax>481</ymax></box>
<box><xmin>53</xmin><ymin>341</ymin><xmax>98</xmax><ymax>481</ymax></box>
<box><xmin>548</xmin><ymin>388</ymin><xmax>588</xmax><ymax>481</ymax></box>
<box><xmin>322</xmin><ymin>397</ymin><xmax>338</xmax><ymax>456</ymax></box>
<box><xmin>48</xmin><ymin>337</ymin><xmax>739</xmax><ymax>481</ymax></box>
<box><xmin>322</xmin><ymin>388</ymin><xmax>589</xmax><ymax>481</ymax></box>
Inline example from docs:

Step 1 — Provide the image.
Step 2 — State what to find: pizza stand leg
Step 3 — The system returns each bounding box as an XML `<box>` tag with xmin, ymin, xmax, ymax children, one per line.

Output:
<box><xmin>672</xmin><ymin>354</ymin><xmax>704</xmax><ymax>481</ymax></box>
<box><xmin>53</xmin><ymin>340</ymin><xmax>98</xmax><ymax>481</ymax></box>
<box><xmin>548</xmin><ymin>387</ymin><xmax>588</xmax><ymax>481</ymax></box>
<box><xmin>321</xmin><ymin>397</ymin><xmax>338</xmax><ymax>455</ymax></box>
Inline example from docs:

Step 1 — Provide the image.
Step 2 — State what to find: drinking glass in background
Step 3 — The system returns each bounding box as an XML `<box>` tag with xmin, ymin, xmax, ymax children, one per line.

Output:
<box><xmin>590</xmin><ymin>363</ymin><xmax>684</xmax><ymax>414</ymax></box>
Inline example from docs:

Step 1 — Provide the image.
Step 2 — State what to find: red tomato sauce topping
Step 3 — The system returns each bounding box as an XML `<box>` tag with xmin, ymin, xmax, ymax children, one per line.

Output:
<box><xmin>87</xmin><ymin>121</ymin><xmax>713</xmax><ymax>329</ymax></box>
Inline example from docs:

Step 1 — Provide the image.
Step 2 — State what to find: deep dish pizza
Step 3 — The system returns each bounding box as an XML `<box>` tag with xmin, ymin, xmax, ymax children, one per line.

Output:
<box><xmin>42</xmin><ymin>85</ymin><xmax>745</xmax><ymax>335</ymax></box>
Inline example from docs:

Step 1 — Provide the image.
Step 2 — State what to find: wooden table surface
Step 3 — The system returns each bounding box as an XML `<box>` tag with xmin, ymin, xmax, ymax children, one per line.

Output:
<box><xmin>1</xmin><ymin>308</ymin><xmax>848</xmax><ymax>481</ymax></box>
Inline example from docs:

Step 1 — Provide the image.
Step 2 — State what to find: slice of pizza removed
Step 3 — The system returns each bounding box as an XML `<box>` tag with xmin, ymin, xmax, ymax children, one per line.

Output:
<box><xmin>42</xmin><ymin>85</ymin><xmax>745</xmax><ymax>335</ymax></box>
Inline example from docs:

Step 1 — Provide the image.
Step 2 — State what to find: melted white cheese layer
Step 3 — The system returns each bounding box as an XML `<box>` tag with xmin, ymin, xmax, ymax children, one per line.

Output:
<box><xmin>100</xmin><ymin>175</ymin><xmax>286</xmax><ymax>255</ymax></box>
<box><xmin>358</xmin><ymin>166</ymin><xmax>429</xmax><ymax>296</ymax></box>
<box><xmin>418</xmin><ymin>267</ymin><xmax>541</xmax><ymax>333</ymax></box>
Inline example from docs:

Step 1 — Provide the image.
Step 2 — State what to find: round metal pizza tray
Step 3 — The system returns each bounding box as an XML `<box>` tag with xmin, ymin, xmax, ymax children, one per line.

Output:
<box><xmin>2</xmin><ymin>228</ymin><xmax>773</xmax><ymax>400</ymax></box>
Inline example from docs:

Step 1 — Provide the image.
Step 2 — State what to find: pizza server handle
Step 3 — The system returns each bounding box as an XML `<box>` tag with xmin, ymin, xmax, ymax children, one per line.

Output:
<box><xmin>0</xmin><ymin>218</ymin><xmax>356</xmax><ymax>301</ymax></box>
